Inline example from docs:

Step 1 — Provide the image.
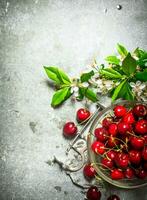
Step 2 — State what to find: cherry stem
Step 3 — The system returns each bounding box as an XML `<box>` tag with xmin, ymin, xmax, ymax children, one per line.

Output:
<box><xmin>91</xmin><ymin>162</ymin><xmax>112</xmax><ymax>171</ymax></box>
<box><xmin>66</xmin><ymin>172</ymin><xmax>89</xmax><ymax>189</ymax></box>
<box><xmin>113</xmin><ymin>137</ymin><xmax>128</xmax><ymax>150</ymax></box>
<box><xmin>77</xmin><ymin>115</ymin><xmax>92</xmax><ymax>126</ymax></box>
<box><xmin>103</xmin><ymin>147</ymin><xmax>116</xmax><ymax>156</ymax></box>
<box><xmin>127</xmin><ymin>131</ymin><xmax>141</xmax><ymax>138</ymax></box>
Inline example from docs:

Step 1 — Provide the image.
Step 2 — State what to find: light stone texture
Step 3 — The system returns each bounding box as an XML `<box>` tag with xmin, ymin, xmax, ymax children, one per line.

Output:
<box><xmin>0</xmin><ymin>0</ymin><xmax>147</xmax><ymax>199</ymax></box>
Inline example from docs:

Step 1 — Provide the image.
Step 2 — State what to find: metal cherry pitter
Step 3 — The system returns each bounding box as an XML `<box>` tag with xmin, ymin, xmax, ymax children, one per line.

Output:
<box><xmin>52</xmin><ymin>99</ymin><xmax>111</xmax><ymax>188</ymax></box>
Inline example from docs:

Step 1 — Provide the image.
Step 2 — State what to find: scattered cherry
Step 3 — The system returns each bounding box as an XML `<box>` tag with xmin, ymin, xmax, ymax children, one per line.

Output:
<box><xmin>107</xmin><ymin>194</ymin><xmax>120</xmax><ymax>200</ymax></box>
<box><xmin>83</xmin><ymin>164</ymin><xmax>96</xmax><ymax>179</ymax></box>
<box><xmin>114</xmin><ymin>105</ymin><xmax>127</xmax><ymax>117</ymax></box>
<box><xmin>63</xmin><ymin>122</ymin><xmax>77</xmax><ymax>137</ymax></box>
<box><xmin>86</xmin><ymin>186</ymin><xmax>101</xmax><ymax>200</ymax></box>
<box><xmin>133</xmin><ymin>104</ymin><xmax>147</xmax><ymax>117</ymax></box>
<box><xmin>76</xmin><ymin>108</ymin><xmax>90</xmax><ymax>122</ymax></box>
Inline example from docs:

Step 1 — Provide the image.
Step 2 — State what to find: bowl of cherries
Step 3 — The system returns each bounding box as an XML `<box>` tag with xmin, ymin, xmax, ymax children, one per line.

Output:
<box><xmin>87</xmin><ymin>100</ymin><xmax>147</xmax><ymax>189</ymax></box>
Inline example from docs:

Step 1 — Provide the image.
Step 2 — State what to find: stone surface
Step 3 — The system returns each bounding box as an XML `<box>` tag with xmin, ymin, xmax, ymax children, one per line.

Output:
<box><xmin>0</xmin><ymin>0</ymin><xmax>147</xmax><ymax>199</ymax></box>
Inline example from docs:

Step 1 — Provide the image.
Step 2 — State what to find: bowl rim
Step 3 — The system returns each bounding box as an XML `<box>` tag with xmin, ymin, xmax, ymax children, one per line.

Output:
<box><xmin>87</xmin><ymin>100</ymin><xmax>147</xmax><ymax>189</ymax></box>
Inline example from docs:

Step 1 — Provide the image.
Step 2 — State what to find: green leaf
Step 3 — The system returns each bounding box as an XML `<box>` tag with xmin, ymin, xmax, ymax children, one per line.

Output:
<box><xmin>44</xmin><ymin>66</ymin><xmax>71</xmax><ymax>84</ymax></box>
<box><xmin>44</xmin><ymin>66</ymin><xmax>61</xmax><ymax>84</ymax></box>
<box><xmin>64</xmin><ymin>87</ymin><xmax>72</xmax><ymax>100</ymax></box>
<box><xmin>137</xmin><ymin>53</ymin><xmax>147</xmax><ymax>68</ymax></box>
<box><xmin>124</xmin><ymin>84</ymin><xmax>134</xmax><ymax>100</ymax></box>
<box><xmin>133</xmin><ymin>48</ymin><xmax>146</xmax><ymax>58</ymax></box>
<box><xmin>122</xmin><ymin>53</ymin><xmax>137</xmax><ymax>75</ymax></box>
<box><xmin>76</xmin><ymin>87</ymin><xmax>98</xmax><ymax>102</ymax></box>
<box><xmin>77</xmin><ymin>88</ymin><xmax>85</xmax><ymax>100</ymax></box>
<box><xmin>111</xmin><ymin>80</ymin><xmax>127</xmax><ymax>101</ymax></box>
<box><xmin>135</xmin><ymin>71</ymin><xmax>147</xmax><ymax>81</ymax></box>
<box><xmin>117</xmin><ymin>43</ymin><xmax>128</xmax><ymax>58</ymax></box>
<box><xmin>80</xmin><ymin>70</ymin><xmax>94</xmax><ymax>82</ymax></box>
<box><xmin>57</xmin><ymin>68</ymin><xmax>71</xmax><ymax>84</ymax></box>
<box><xmin>51</xmin><ymin>87</ymin><xmax>71</xmax><ymax>107</ymax></box>
<box><xmin>118</xmin><ymin>82</ymin><xmax>134</xmax><ymax>100</ymax></box>
<box><xmin>99</xmin><ymin>68</ymin><xmax>123</xmax><ymax>79</ymax></box>
<box><xmin>84</xmin><ymin>88</ymin><xmax>98</xmax><ymax>102</ymax></box>
<box><xmin>105</xmin><ymin>56</ymin><xmax>120</xmax><ymax>65</ymax></box>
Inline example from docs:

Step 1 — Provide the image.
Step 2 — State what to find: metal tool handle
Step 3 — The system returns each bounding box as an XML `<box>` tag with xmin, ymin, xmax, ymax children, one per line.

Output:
<box><xmin>66</xmin><ymin>106</ymin><xmax>102</xmax><ymax>153</ymax></box>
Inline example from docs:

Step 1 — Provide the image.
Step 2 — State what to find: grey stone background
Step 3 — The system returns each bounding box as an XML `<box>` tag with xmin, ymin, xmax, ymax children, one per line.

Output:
<box><xmin>0</xmin><ymin>0</ymin><xmax>147</xmax><ymax>199</ymax></box>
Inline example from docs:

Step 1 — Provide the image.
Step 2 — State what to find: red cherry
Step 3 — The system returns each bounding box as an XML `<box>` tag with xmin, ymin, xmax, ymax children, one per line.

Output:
<box><xmin>107</xmin><ymin>194</ymin><xmax>120</xmax><ymax>200</ymax></box>
<box><xmin>106</xmin><ymin>150</ymin><xmax>117</xmax><ymax>161</ymax></box>
<box><xmin>133</xmin><ymin>104</ymin><xmax>147</xmax><ymax>117</ymax></box>
<box><xmin>110</xmin><ymin>169</ymin><xmax>124</xmax><ymax>180</ymax></box>
<box><xmin>136</xmin><ymin>169</ymin><xmax>147</xmax><ymax>179</ymax></box>
<box><xmin>107</xmin><ymin>136</ymin><xmax>120</xmax><ymax>148</ymax></box>
<box><xmin>108</xmin><ymin>123</ymin><xmax>118</xmax><ymax>136</ymax></box>
<box><xmin>135</xmin><ymin>119</ymin><xmax>147</xmax><ymax>135</ymax></box>
<box><xmin>143</xmin><ymin>135</ymin><xmax>147</xmax><ymax>144</ymax></box>
<box><xmin>91</xmin><ymin>141</ymin><xmax>105</xmax><ymax>155</ymax></box>
<box><xmin>101</xmin><ymin>158</ymin><xmax>114</xmax><ymax>169</ymax></box>
<box><xmin>94</xmin><ymin>127</ymin><xmax>108</xmax><ymax>142</ymax></box>
<box><xmin>129</xmin><ymin>150</ymin><xmax>142</xmax><ymax>165</ymax></box>
<box><xmin>142</xmin><ymin>146</ymin><xmax>147</xmax><ymax>161</ymax></box>
<box><xmin>117</xmin><ymin>122</ymin><xmax>131</xmax><ymax>135</ymax></box>
<box><xmin>102</xmin><ymin>117</ymin><xmax>113</xmax><ymax>128</ymax></box>
<box><xmin>76</xmin><ymin>108</ymin><xmax>91</xmax><ymax>122</ymax></box>
<box><xmin>130</xmin><ymin>136</ymin><xmax>145</xmax><ymax>150</ymax></box>
<box><xmin>114</xmin><ymin>105</ymin><xmax>127</xmax><ymax>117</ymax></box>
<box><xmin>63</xmin><ymin>122</ymin><xmax>77</xmax><ymax>137</ymax></box>
<box><xmin>86</xmin><ymin>186</ymin><xmax>101</xmax><ymax>200</ymax></box>
<box><xmin>116</xmin><ymin>153</ymin><xmax>129</xmax><ymax>169</ymax></box>
<box><xmin>123</xmin><ymin>111</ymin><xmax>135</xmax><ymax>124</ymax></box>
<box><xmin>124</xmin><ymin>167</ymin><xmax>135</xmax><ymax>179</ymax></box>
<box><xmin>83</xmin><ymin>164</ymin><xmax>96</xmax><ymax>179</ymax></box>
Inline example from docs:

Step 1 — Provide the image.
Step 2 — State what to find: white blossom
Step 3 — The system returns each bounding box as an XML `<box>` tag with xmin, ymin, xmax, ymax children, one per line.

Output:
<box><xmin>130</xmin><ymin>81</ymin><xmax>146</xmax><ymax>96</ymax></box>
<box><xmin>71</xmin><ymin>86</ymin><xmax>79</xmax><ymax>97</ymax></box>
<box><xmin>95</xmin><ymin>79</ymin><xmax>104</xmax><ymax>93</ymax></box>
<box><xmin>90</xmin><ymin>73</ymin><xmax>100</xmax><ymax>82</ymax></box>
<box><xmin>95</xmin><ymin>79</ymin><xmax>103</xmax><ymax>85</ymax></box>
<box><xmin>82</xmin><ymin>82</ymin><xmax>89</xmax><ymax>88</ymax></box>
<box><xmin>71</xmin><ymin>86</ymin><xmax>79</xmax><ymax>93</ymax></box>
<box><xmin>103</xmin><ymin>80</ymin><xmax>114</xmax><ymax>90</ymax></box>
<box><xmin>130</xmin><ymin>81</ymin><xmax>147</xmax><ymax>101</ymax></box>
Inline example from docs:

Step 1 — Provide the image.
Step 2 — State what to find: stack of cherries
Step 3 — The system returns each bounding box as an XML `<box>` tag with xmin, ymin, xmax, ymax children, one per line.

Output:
<box><xmin>63</xmin><ymin>107</ymin><xmax>123</xmax><ymax>200</ymax></box>
<box><xmin>91</xmin><ymin>104</ymin><xmax>147</xmax><ymax>181</ymax></box>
